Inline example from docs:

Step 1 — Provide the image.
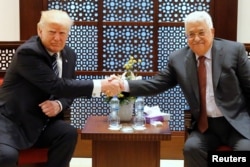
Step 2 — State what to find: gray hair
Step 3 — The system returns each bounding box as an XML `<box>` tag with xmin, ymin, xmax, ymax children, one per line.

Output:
<box><xmin>184</xmin><ymin>11</ymin><xmax>213</xmax><ymax>30</ymax></box>
<box><xmin>37</xmin><ymin>10</ymin><xmax>74</xmax><ymax>31</ymax></box>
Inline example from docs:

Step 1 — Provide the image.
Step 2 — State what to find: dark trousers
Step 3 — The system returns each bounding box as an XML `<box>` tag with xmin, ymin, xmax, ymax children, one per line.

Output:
<box><xmin>0</xmin><ymin>119</ymin><xmax>77</xmax><ymax>167</ymax></box>
<box><xmin>0</xmin><ymin>144</ymin><xmax>18</xmax><ymax>167</ymax></box>
<box><xmin>183</xmin><ymin>117</ymin><xmax>250</xmax><ymax>167</ymax></box>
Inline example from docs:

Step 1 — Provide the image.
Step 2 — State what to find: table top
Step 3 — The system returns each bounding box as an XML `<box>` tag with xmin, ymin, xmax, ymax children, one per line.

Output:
<box><xmin>81</xmin><ymin>116</ymin><xmax>171</xmax><ymax>141</ymax></box>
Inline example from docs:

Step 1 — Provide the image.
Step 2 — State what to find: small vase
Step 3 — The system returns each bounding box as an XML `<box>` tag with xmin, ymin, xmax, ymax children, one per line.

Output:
<box><xmin>118</xmin><ymin>102</ymin><xmax>134</xmax><ymax>122</ymax></box>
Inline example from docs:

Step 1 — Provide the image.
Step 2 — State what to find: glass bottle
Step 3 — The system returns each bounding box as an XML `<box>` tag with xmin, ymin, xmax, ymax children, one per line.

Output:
<box><xmin>133</xmin><ymin>97</ymin><xmax>146</xmax><ymax>129</ymax></box>
<box><xmin>108</xmin><ymin>96</ymin><xmax>120</xmax><ymax>128</ymax></box>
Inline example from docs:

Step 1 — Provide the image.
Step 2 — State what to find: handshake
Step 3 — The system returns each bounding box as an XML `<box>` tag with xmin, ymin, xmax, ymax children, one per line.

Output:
<box><xmin>101</xmin><ymin>75</ymin><xmax>125</xmax><ymax>96</ymax></box>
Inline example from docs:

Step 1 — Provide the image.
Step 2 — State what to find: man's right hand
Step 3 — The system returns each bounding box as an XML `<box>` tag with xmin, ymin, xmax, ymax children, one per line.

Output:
<box><xmin>101</xmin><ymin>75</ymin><xmax>124</xmax><ymax>96</ymax></box>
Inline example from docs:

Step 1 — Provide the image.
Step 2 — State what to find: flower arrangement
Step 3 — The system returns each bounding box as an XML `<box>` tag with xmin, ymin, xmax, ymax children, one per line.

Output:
<box><xmin>105</xmin><ymin>56</ymin><xmax>142</xmax><ymax>105</ymax></box>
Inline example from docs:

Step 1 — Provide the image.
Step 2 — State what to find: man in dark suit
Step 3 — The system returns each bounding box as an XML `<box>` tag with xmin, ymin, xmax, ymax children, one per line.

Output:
<box><xmin>0</xmin><ymin>10</ymin><xmax>121</xmax><ymax>167</ymax></box>
<box><xmin>120</xmin><ymin>11</ymin><xmax>250</xmax><ymax>166</ymax></box>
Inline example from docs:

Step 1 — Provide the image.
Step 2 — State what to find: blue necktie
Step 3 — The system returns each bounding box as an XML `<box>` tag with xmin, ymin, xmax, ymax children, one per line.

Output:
<box><xmin>52</xmin><ymin>53</ymin><xmax>59</xmax><ymax>76</ymax></box>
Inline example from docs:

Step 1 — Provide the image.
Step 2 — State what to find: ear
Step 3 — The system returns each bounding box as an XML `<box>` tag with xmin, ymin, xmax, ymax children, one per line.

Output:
<box><xmin>211</xmin><ymin>28</ymin><xmax>215</xmax><ymax>36</ymax></box>
<box><xmin>37</xmin><ymin>25</ymin><xmax>42</xmax><ymax>36</ymax></box>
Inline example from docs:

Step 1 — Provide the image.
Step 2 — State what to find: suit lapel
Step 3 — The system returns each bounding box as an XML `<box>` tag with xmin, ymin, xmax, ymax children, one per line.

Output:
<box><xmin>186</xmin><ymin>50</ymin><xmax>200</xmax><ymax>102</ymax></box>
<box><xmin>211</xmin><ymin>40</ymin><xmax>225</xmax><ymax>89</ymax></box>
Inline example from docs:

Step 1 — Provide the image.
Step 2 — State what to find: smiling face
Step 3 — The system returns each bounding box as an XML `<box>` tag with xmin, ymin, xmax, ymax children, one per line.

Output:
<box><xmin>186</xmin><ymin>20</ymin><xmax>214</xmax><ymax>56</ymax></box>
<box><xmin>37</xmin><ymin>22</ymin><xmax>69</xmax><ymax>53</ymax></box>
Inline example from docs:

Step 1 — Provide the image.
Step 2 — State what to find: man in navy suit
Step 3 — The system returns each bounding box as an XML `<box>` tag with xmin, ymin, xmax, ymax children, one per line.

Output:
<box><xmin>119</xmin><ymin>11</ymin><xmax>250</xmax><ymax>166</ymax></box>
<box><xmin>0</xmin><ymin>10</ymin><xmax>121</xmax><ymax>167</ymax></box>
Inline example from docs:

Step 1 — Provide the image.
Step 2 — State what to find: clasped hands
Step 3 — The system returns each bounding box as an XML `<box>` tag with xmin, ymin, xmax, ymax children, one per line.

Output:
<box><xmin>101</xmin><ymin>74</ymin><xmax>124</xmax><ymax>96</ymax></box>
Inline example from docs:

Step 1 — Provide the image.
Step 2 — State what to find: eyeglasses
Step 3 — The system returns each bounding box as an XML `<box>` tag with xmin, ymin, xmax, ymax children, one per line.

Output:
<box><xmin>186</xmin><ymin>31</ymin><xmax>206</xmax><ymax>40</ymax></box>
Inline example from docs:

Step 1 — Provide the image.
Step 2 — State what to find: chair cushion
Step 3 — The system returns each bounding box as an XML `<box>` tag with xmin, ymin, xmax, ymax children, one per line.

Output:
<box><xmin>216</xmin><ymin>145</ymin><xmax>232</xmax><ymax>151</ymax></box>
<box><xmin>18</xmin><ymin>148</ymin><xmax>48</xmax><ymax>165</ymax></box>
<box><xmin>0</xmin><ymin>78</ymin><xmax>3</xmax><ymax>85</ymax></box>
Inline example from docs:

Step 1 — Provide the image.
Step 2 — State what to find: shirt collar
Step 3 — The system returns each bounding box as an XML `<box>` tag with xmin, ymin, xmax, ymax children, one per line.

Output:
<box><xmin>195</xmin><ymin>47</ymin><xmax>212</xmax><ymax>61</ymax></box>
<box><xmin>47</xmin><ymin>51</ymin><xmax>60</xmax><ymax>57</ymax></box>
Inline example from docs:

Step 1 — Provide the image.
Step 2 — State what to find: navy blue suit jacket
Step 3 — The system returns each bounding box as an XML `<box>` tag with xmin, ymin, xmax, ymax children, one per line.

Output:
<box><xmin>0</xmin><ymin>36</ymin><xmax>93</xmax><ymax>149</ymax></box>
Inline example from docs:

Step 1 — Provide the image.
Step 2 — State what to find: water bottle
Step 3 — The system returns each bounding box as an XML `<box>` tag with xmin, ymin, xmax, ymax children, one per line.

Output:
<box><xmin>135</xmin><ymin>96</ymin><xmax>144</xmax><ymax>114</ymax></box>
<box><xmin>110</xmin><ymin>96</ymin><xmax>120</xmax><ymax>113</ymax></box>
<box><xmin>133</xmin><ymin>97</ymin><xmax>146</xmax><ymax>129</ymax></box>
<box><xmin>108</xmin><ymin>96</ymin><xmax>120</xmax><ymax>128</ymax></box>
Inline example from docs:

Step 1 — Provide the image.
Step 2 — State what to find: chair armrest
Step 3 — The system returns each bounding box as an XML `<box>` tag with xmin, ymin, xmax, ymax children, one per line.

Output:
<box><xmin>184</xmin><ymin>109</ymin><xmax>192</xmax><ymax>141</ymax></box>
<box><xmin>63</xmin><ymin>108</ymin><xmax>71</xmax><ymax>124</ymax></box>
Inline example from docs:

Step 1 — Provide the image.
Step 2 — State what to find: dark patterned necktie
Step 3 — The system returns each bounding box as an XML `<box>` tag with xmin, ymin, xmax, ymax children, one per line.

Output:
<box><xmin>49</xmin><ymin>53</ymin><xmax>58</xmax><ymax>101</ymax></box>
<box><xmin>198</xmin><ymin>56</ymin><xmax>208</xmax><ymax>133</ymax></box>
<box><xmin>52</xmin><ymin>53</ymin><xmax>59</xmax><ymax>76</ymax></box>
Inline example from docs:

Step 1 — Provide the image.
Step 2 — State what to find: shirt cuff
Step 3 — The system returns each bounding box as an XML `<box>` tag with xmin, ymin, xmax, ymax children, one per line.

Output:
<box><xmin>123</xmin><ymin>80</ymin><xmax>130</xmax><ymax>92</ymax></box>
<box><xmin>92</xmin><ymin>80</ymin><xmax>102</xmax><ymax>97</ymax></box>
<box><xmin>54</xmin><ymin>100</ymin><xmax>63</xmax><ymax>112</ymax></box>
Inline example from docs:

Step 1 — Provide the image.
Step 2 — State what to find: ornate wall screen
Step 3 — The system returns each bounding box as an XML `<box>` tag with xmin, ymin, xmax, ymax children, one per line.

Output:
<box><xmin>43</xmin><ymin>0</ymin><xmax>213</xmax><ymax>130</ymax></box>
<box><xmin>14</xmin><ymin>0</ymin><xmax>237</xmax><ymax>130</ymax></box>
<box><xmin>47</xmin><ymin>0</ymin><xmax>213</xmax><ymax>74</ymax></box>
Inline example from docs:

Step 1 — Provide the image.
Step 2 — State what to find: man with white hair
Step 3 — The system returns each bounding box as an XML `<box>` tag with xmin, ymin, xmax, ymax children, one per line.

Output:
<box><xmin>119</xmin><ymin>11</ymin><xmax>250</xmax><ymax>166</ymax></box>
<box><xmin>0</xmin><ymin>10</ymin><xmax>121</xmax><ymax>167</ymax></box>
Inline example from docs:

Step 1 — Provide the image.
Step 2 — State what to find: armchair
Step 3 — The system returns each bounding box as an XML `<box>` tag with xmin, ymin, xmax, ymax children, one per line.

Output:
<box><xmin>184</xmin><ymin>109</ymin><xmax>232</xmax><ymax>167</ymax></box>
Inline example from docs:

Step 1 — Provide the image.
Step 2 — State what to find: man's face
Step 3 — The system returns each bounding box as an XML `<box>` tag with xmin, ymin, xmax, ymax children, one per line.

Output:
<box><xmin>38</xmin><ymin>23</ymin><xmax>69</xmax><ymax>53</ymax></box>
<box><xmin>186</xmin><ymin>21</ymin><xmax>214</xmax><ymax>56</ymax></box>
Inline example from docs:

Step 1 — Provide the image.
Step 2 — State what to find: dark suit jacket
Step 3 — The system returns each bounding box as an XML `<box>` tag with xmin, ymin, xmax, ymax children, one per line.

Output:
<box><xmin>128</xmin><ymin>38</ymin><xmax>250</xmax><ymax>139</ymax></box>
<box><xmin>0</xmin><ymin>36</ymin><xmax>94</xmax><ymax>149</ymax></box>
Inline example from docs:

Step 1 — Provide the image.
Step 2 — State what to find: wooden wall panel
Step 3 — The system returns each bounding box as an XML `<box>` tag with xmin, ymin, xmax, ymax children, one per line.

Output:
<box><xmin>211</xmin><ymin>0</ymin><xmax>238</xmax><ymax>41</ymax></box>
<box><xmin>19</xmin><ymin>0</ymin><xmax>47</xmax><ymax>40</ymax></box>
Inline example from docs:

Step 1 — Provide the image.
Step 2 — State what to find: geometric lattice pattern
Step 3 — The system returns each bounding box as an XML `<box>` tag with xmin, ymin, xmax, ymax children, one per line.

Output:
<box><xmin>67</xmin><ymin>26</ymin><xmax>99</xmax><ymax>71</ymax></box>
<box><xmin>142</xmin><ymin>76</ymin><xmax>188</xmax><ymax>131</ymax></box>
<box><xmin>71</xmin><ymin>90</ymin><xmax>187</xmax><ymax>131</ymax></box>
<box><xmin>0</xmin><ymin>49</ymin><xmax>15</xmax><ymax>70</ymax></box>
<box><xmin>48</xmin><ymin>0</ymin><xmax>99</xmax><ymax>21</ymax></box>
<box><xmin>102</xmin><ymin>26</ymin><xmax>154</xmax><ymax>72</ymax></box>
<box><xmin>158</xmin><ymin>26</ymin><xmax>186</xmax><ymax>68</ymax></box>
<box><xmin>71</xmin><ymin>75</ymin><xmax>188</xmax><ymax>131</ymax></box>
<box><xmin>103</xmin><ymin>0</ymin><xmax>154</xmax><ymax>22</ymax></box>
<box><xmin>71</xmin><ymin>75</ymin><xmax>109</xmax><ymax>128</ymax></box>
<box><xmin>0</xmin><ymin>0</ymin><xmax>217</xmax><ymax>131</ymax></box>
<box><xmin>158</xmin><ymin>0</ymin><xmax>211</xmax><ymax>22</ymax></box>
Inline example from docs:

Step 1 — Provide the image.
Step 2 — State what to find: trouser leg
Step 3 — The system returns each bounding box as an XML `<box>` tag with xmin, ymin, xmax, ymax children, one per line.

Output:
<box><xmin>0</xmin><ymin>144</ymin><xmax>18</xmax><ymax>167</ymax></box>
<box><xmin>35</xmin><ymin>120</ymin><xmax>78</xmax><ymax>167</ymax></box>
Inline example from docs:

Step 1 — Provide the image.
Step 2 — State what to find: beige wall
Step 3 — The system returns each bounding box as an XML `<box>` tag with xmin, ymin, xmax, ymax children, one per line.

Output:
<box><xmin>237</xmin><ymin>0</ymin><xmax>250</xmax><ymax>43</ymax></box>
<box><xmin>0</xmin><ymin>0</ymin><xmax>249</xmax><ymax>43</ymax></box>
<box><xmin>0</xmin><ymin>0</ymin><xmax>19</xmax><ymax>41</ymax></box>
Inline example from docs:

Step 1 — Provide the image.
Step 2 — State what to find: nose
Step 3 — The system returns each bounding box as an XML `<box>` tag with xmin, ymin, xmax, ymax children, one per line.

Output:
<box><xmin>53</xmin><ymin>33</ymin><xmax>61</xmax><ymax>40</ymax></box>
<box><xmin>193</xmin><ymin>34</ymin><xmax>202</xmax><ymax>41</ymax></box>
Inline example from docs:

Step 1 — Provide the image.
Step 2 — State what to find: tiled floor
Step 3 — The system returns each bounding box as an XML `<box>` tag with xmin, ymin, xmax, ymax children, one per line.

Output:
<box><xmin>70</xmin><ymin>158</ymin><xmax>184</xmax><ymax>167</ymax></box>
